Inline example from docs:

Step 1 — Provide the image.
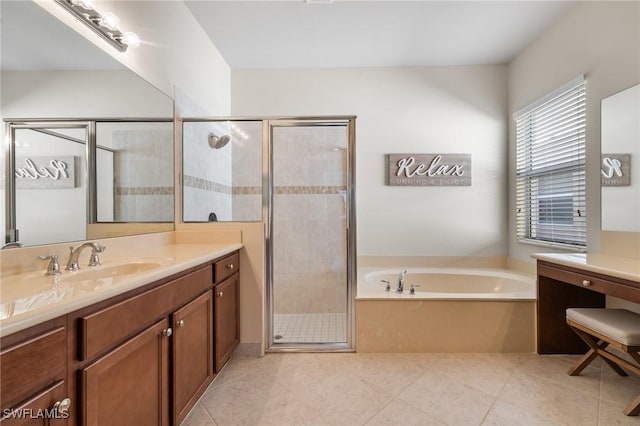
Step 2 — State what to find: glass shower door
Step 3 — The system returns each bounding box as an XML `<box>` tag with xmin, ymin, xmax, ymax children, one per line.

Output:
<box><xmin>270</xmin><ymin>122</ymin><xmax>351</xmax><ymax>347</ymax></box>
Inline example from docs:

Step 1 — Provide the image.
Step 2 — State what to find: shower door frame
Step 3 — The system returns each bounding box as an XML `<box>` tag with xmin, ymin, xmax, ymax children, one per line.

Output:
<box><xmin>265</xmin><ymin>117</ymin><xmax>357</xmax><ymax>352</ymax></box>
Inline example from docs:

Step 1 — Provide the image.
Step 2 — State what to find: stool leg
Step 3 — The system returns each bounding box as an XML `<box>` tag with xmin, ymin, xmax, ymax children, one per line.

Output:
<box><xmin>568</xmin><ymin>348</ymin><xmax>598</xmax><ymax>376</ymax></box>
<box><xmin>571</xmin><ymin>329</ymin><xmax>629</xmax><ymax>376</ymax></box>
<box><xmin>623</xmin><ymin>395</ymin><xmax>640</xmax><ymax>416</ymax></box>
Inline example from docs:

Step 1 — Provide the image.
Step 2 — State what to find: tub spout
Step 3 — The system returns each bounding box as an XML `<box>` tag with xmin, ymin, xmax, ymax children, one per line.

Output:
<box><xmin>397</xmin><ymin>269</ymin><xmax>407</xmax><ymax>293</ymax></box>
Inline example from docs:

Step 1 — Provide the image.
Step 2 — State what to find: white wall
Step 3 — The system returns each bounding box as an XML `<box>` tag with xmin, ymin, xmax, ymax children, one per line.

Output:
<box><xmin>508</xmin><ymin>1</ymin><xmax>640</xmax><ymax>261</ymax></box>
<box><xmin>34</xmin><ymin>0</ymin><xmax>231</xmax><ymax>116</ymax></box>
<box><xmin>232</xmin><ymin>66</ymin><xmax>508</xmax><ymax>257</ymax></box>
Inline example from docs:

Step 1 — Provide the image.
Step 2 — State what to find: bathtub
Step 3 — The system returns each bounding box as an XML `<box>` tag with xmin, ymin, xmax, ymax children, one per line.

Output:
<box><xmin>355</xmin><ymin>267</ymin><xmax>536</xmax><ymax>353</ymax></box>
<box><xmin>358</xmin><ymin>267</ymin><xmax>535</xmax><ymax>300</ymax></box>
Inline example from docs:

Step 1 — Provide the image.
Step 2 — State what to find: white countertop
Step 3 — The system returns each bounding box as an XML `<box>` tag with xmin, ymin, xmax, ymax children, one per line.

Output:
<box><xmin>532</xmin><ymin>252</ymin><xmax>640</xmax><ymax>283</ymax></box>
<box><xmin>0</xmin><ymin>242</ymin><xmax>242</xmax><ymax>338</ymax></box>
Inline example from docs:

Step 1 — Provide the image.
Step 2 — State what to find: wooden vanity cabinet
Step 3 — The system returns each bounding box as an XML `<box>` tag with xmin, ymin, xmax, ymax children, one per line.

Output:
<box><xmin>214</xmin><ymin>272</ymin><xmax>240</xmax><ymax>373</ymax></box>
<box><xmin>0</xmin><ymin>317</ymin><xmax>69</xmax><ymax>425</ymax></box>
<box><xmin>172</xmin><ymin>291</ymin><xmax>213</xmax><ymax>424</ymax></box>
<box><xmin>72</xmin><ymin>264</ymin><xmax>217</xmax><ymax>426</ymax></box>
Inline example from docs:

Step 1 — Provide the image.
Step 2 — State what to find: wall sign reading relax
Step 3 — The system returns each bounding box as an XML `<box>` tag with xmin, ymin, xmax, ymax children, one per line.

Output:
<box><xmin>601</xmin><ymin>154</ymin><xmax>631</xmax><ymax>186</ymax></box>
<box><xmin>387</xmin><ymin>154</ymin><xmax>472</xmax><ymax>186</ymax></box>
<box><xmin>15</xmin><ymin>156</ymin><xmax>78</xmax><ymax>189</ymax></box>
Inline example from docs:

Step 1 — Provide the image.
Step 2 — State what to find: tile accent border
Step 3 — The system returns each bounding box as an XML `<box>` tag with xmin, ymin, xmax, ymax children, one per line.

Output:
<box><xmin>274</xmin><ymin>185</ymin><xmax>346</xmax><ymax>195</ymax></box>
<box><xmin>115</xmin><ymin>187</ymin><xmax>174</xmax><ymax>196</ymax></box>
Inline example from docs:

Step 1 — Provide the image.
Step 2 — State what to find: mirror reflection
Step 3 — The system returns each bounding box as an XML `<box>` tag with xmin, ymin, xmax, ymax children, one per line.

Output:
<box><xmin>182</xmin><ymin>120</ymin><xmax>263</xmax><ymax>222</ymax></box>
<box><xmin>1</xmin><ymin>1</ymin><xmax>175</xmax><ymax>247</ymax></box>
<box><xmin>601</xmin><ymin>83</ymin><xmax>640</xmax><ymax>233</ymax></box>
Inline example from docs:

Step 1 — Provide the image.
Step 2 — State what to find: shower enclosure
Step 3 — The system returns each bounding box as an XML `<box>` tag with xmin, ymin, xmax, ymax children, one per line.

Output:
<box><xmin>181</xmin><ymin>117</ymin><xmax>356</xmax><ymax>351</ymax></box>
<box><xmin>268</xmin><ymin>119</ymin><xmax>356</xmax><ymax>351</ymax></box>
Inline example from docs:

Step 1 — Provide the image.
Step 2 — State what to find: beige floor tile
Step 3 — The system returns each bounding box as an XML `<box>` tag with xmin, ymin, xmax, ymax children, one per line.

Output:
<box><xmin>341</xmin><ymin>353</ymin><xmax>425</xmax><ymax>396</ymax></box>
<box><xmin>365</xmin><ymin>399</ymin><xmax>445</xmax><ymax>426</ymax></box>
<box><xmin>497</xmin><ymin>372</ymin><xmax>599</xmax><ymax>426</ymax></box>
<box><xmin>481</xmin><ymin>400</ymin><xmax>564</xmax><ymax>426</ymax></box>
<box><xmin>516</xmin><ymin>354</ymin><xmax>602</xmax><ymax>397</ymax></box>
<box><xmin>181</xmin><ymin>403</ymin><xmax>217</xmax><ymax>426</ymax></box>
<box><xmin>200</xmin><ymin>370</ymin><xmax>291</xmax><ymax>426</ymax></box>
<box><xmin>600</xmin><ymin>369</ymin><xmax>640</xmax><ymax>409</ymax></box>
<box><xmin>398</xmin><ymin>370</ymin><xmax>495</xmax><ymax>425</ymax></box>
<box><xmin>598</xmin><ymin>399</ymin><xmax>640</xmax><ymax>425</ymax></box>
<box><xmin>432</xmin><ymin>353</ymin><xmax>520</xmax><ymax>397</ymax></box>
<box><xmin>211</xmin><ymin>356</ymin><xmax>266</xmax><ymax>389</ymax></box>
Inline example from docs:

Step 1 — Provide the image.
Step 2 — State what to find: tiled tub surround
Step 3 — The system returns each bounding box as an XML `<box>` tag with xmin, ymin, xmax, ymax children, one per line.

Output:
<box><xmin>356</xmin><ymin>258</ymin><xmax>536</xmax><ymax>352</ymax></box>
<box><xmin>0</xmin><ymin>231</ymin><xmax>242</xmax><ymax>337</ymax></box>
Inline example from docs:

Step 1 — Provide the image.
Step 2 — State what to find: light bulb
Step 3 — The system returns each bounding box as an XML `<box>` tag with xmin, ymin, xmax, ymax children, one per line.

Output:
<box><xmin>121</xmin><ymin>32</ymin><xmax>140</xmax><ymax>48</ymax></box>
<box><xmin>99</xmin><ymin>12</ymin><xmax>120</xmax><ymax>31</ymax></box>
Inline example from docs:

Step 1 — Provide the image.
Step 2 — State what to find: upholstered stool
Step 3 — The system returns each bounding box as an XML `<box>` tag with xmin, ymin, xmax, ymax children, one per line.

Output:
<box><xmin>566</xmin><ymin>308</ymin><xmax>640</xmax><ymax>416</ymax></box>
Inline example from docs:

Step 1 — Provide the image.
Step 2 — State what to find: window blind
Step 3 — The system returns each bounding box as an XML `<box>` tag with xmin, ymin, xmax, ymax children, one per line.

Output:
<box><xmin>515</xmin><ymin>76</ymin><xmax>587</xmax><ymax>248</ymax></box>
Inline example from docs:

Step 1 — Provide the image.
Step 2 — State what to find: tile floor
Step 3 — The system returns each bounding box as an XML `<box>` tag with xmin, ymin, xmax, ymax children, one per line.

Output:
<box><xmin>273</xmin><ymin>313</ymin><xmax>347</xmax><ymax>343</ymax></box>
<box><xmin>182</xmin><ymin>352</ymin><xmax>640</xmax><ymax>426</ymax></box>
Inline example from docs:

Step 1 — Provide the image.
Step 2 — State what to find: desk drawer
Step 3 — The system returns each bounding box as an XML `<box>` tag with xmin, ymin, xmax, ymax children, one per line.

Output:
<box><xmin>79</xmin><ymin>266</ymin><xmax>212</xmax><ymax>361</ymax></box>
<box><xmin>214</xmin><ymin>253</ymin><xmax>239</xmax><ymax>283</ymax></box>
<box><xmin>538</xmin><ymin>262</ymin><xmax>640</xmax><ymax>303</ymax></box>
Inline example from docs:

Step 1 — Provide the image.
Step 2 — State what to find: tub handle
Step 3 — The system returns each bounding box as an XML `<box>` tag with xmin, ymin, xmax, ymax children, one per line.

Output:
<box><xmin>380</xmin><ymin>280</ymin><xmax>391</xmax><ymax>291</ymax></box>
<box><xmin>410</xmin><ymin>284</ymin><xmax>420</xmax><ymax>295</ymax></box>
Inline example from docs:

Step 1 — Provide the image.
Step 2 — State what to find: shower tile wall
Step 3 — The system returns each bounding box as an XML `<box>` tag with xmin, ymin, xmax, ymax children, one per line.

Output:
<box><xmin>183</xmin><ymin>122</ymin><xmax>232</xmax><ymax>221</ymax></box>
<box><xmin>113</xmin><ymin>127</ymin><xmax>174</xmax><ymax>222</ymax></box>
<box><xmin>231</xmin><ymin>122</ymin><xmax>263</xmax><ymax>222</ymax></box>
<box><xmin>273</xmin><ymin>126</ymin><xmax>347</xmax><ymax>315</ymax></box>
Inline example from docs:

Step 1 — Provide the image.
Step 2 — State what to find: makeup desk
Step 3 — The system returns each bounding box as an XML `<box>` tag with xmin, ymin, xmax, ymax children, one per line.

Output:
<box><xmin>533</xmin><ymin>253</ymin><xmax>640</xmax><ymax>354</ymax></box>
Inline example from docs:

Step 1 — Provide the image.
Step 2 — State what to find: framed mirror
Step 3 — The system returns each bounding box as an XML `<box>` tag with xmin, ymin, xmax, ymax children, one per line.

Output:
<box><xmin>1</xmin><ymin>1</ymin><xmax>175</xmax><ymax>247</ymax></box>
<box><xmin>601</xmin><ymin>83</ymin><xmax>639</xmax><ymax>232</ymax></box>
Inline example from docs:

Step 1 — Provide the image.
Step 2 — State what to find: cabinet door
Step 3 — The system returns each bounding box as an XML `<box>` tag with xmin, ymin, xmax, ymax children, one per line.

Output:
<box><xmin>0</xmin><ymin>380</ymin><xmax>69</xmax><ymax>426</ymax></box>
<box><xmin>81</xmin><ymin>319</ymin><xmax>170</xmax><ymax>426</ymax></box>
<box><xmin>172</xmin><ymin>292</ymin><xmax>213</xmax><ymax>425</ymax></box>
<box><xmin>214</xmin><ymin>273</ymin><xmax>240</xmax><ymax>373</ymax></box>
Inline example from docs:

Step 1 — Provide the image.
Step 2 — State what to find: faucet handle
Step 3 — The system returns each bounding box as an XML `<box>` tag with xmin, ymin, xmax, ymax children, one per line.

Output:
<box><xmin>38</xmin><ymin>255</ymin><xmax>61</xmax><ymax>276</ymax></box>
<box><xmin>409</xmin><ymin>284</ymin><xmax>420</xmax><ymax>295</ymax></box>
<box><xmin>380</xmin><ymin>280</ymin><xmax>391</xmax><ymax>291</ymax></box>
<box><xmin>88</xmin><ymin>248</ymin><xmax>103</xmax><ymax>267</ymax></box>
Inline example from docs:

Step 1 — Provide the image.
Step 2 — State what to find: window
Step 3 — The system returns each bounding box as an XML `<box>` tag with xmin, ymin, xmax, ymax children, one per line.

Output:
<box><xmin>515</xmin><ymin>76</ymin><xmax>586</xmax><ymax>249</ymax></box>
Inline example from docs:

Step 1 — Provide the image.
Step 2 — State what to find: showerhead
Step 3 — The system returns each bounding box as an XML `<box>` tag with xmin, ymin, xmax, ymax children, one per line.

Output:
<box><xmin>208</xmin><ymin>133</ymin><xmax>231</xmax><ymax>149</ymax></box>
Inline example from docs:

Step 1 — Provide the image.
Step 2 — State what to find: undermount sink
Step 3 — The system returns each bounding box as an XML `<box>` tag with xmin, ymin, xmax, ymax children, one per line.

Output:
<box><xmin>59</xmin><ymin>260</ymin><xmax>166</xmax><ymax>282</ymax></box>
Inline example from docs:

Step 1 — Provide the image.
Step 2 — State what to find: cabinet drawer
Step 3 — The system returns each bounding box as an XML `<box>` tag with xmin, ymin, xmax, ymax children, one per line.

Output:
<box><xmin>0</xmin><ymin>327</ymin><xmax>66</xmax><ymax>411</ymax></box>
<box><xmin>538</xmin><ymin>262</ymin><xmax>640</xmax><ymax>303</ymax></box>
<box><xmin>79</xmin><ymin>266</ymin><xmax>212</xmax><ymax>361</ymax></box>
<box><xmin>214</xmin><ymin>253</ymin><xmax>239</xmax><ymax>283</ymax></box>
<box><xmin>0</xmin><ymin>380</ymin><xmax>68</xmax><ymax>425</ymax></box>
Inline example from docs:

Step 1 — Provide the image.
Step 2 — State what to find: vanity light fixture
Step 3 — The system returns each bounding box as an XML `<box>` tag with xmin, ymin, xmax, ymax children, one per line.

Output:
<box><xmin>54</xmin><ymin>0</ymin><xmax>140</xmax><ymax>52</ymax></box>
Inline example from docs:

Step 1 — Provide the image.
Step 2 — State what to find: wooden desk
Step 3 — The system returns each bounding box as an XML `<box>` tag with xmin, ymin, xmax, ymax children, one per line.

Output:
<box><xmin>536</xmin><ymin>260</ymin><xmax>640</xmax><ymax>354</ymax></box>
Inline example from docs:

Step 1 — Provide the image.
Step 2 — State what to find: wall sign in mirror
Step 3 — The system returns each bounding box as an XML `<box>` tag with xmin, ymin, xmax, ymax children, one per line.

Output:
<box><xmin>601</xmin><ymin>83</ymin><xmax>640</xmax><ymax>232</ymax></box>
<box><xmin>386</xmin><ymin>154</ymin><xmax>472</xmax><ymax>186</ymax></box>
<box><xmin>601</xmin><ymin>154</ymin><xmax>631</xmax><ymax>186</ymax></box>
<box><xmin>15</xmin><ymin>156</ymin><xmax>78</xmax><ymax>189</ymax></box>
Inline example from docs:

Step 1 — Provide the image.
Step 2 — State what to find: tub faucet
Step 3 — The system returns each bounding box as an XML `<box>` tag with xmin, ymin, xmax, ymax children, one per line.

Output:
<box><xmin>66</xmin><ymin>242</ymin><xmax>106</xmax><ymax>271</ymax></box>
<box><xmin>397</xmin><ymin>269</ymin><xmax>407</xmax><ymax>293</ymax></box>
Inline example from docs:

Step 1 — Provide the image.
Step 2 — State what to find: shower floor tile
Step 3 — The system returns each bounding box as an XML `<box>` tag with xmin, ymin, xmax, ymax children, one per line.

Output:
<box><xmin>273</xmin><ymin>312</ymin><xmax>347</xmax><ymax>343</ymax></box>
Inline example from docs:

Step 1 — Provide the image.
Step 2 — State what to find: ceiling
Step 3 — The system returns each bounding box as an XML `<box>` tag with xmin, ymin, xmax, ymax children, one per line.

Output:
<box><xmin>186</xmin><ymin>0</ymin><xmax>575</xmax><ymax>69</ymax></box>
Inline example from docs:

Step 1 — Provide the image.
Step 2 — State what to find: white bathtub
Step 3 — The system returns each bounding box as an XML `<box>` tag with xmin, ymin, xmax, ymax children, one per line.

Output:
<box><xmin>357</xmin><ymin>267</ymin><xmax>535</xmax><ymax>300</ymax></box>
<box><xmin>355</xmin><ymin>267</ymin><xmax>537</xmax><ymax>352</ymax></box>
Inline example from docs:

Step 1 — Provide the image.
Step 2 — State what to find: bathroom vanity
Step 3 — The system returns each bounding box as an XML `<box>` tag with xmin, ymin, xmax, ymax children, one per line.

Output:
<box><xmin>0</xmin><ymin>246</ymin><xmax>240</xmax><ymax>425</ymax></box>
<box><xmin>534</xmin><ymin>253</ymin><xmax>640</xmax><ymax>354</ymax></box>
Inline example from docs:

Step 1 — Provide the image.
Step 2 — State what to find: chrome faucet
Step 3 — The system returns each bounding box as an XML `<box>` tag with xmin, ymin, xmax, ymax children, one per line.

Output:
<box><xmin>66</xmin><ymin>242</ymin><xmax>106</xmax><ymax>271</ymax></box>
<box><xmin>2</xmin><ymin>241</ymin><xmax>23</xmax><ymax>249</ymax></box>
<box><xmin>397</xmin><ymin>269</ymin><xmax>407</xmax><ymax>293</ymax></box>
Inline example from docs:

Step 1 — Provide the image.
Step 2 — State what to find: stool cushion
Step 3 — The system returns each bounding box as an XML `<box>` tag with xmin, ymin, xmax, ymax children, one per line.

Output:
<box><xmin>566</xmin><ymin>308</ymin><xmax>640</xmax><ymax>346</ymax></box>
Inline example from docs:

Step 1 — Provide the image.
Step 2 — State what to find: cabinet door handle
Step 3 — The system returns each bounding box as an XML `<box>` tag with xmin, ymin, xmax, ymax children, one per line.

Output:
<box><xmin>226</xmin><ymin>263</ymin><xmax>234</xmax><ymax>270</ymax></box>
<box><xmin>53</xmin><ymin>397</ymin><xmax>71</xmax><ymax>415</ymax></box>
<box><xmin>218</xmin><ymin>291</ymin><xmax>223</xmax><ymax>298</ymax></box>
<box><xmin>176</xmin><ymin>320</ymin><xmax>185</xmax><ymax>328</ymax></box>
<box><xmin>582</xmin><ymin>280</ymin><xmax>592</xmax><ymax>287</ymax></box>
<box><xmin>162</xmin><ymin>328</ymin><xmax>173</xmax><ymax>337</ymax></box>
